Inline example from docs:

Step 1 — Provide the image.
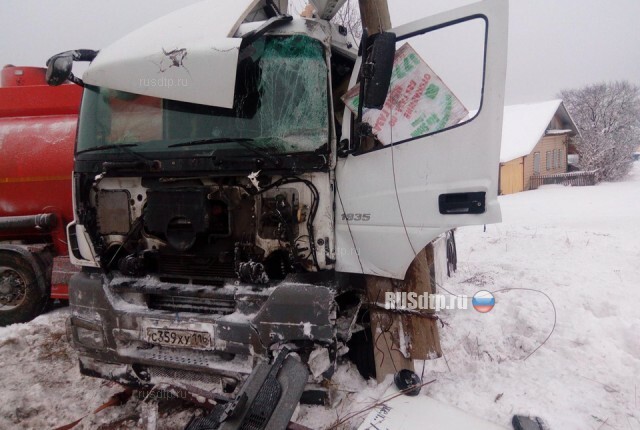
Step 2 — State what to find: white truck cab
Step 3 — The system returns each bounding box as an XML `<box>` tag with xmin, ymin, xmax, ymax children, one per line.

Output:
<box><xmin>47</xmin><ymin>0</ymin><xmax>507</xmax><ymax>423</ymax></box>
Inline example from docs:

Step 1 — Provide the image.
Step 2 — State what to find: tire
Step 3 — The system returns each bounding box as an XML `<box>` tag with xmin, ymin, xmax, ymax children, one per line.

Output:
<box><xmin>0</xmin><ymin>253</ymin><xmax>47</xmax><ymax>326</ymax></box>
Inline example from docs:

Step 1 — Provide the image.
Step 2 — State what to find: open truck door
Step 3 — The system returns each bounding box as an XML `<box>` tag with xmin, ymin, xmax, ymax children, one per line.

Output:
<box><xmin>335</xmin><ymin>0</ymin><xmax>508</xmax><ymax>278</ymax></box>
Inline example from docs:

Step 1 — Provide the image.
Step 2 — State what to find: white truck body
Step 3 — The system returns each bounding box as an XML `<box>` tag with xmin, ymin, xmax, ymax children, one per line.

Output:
<box><xmin>75</xmin><ymin>0</ymin><xmax>507</xmax><ymax>279</ymax></box>
<box><xmin>58</xmin><ymin>0</ymin><xmax>508</xmax><ymax>412</ymax></box>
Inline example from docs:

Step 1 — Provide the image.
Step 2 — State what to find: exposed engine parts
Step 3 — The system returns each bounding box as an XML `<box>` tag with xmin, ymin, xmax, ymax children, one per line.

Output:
<box><xmin>83</xmin><ymin>174</ymin><xmax>326</xmax><ymax>285</ymax></box>
<box><xmin>144</xmin><ymin>187</ymin><xmax>220</xmax><ymax>251</ymax></box>
<box><xmin>236</xmin><ymin>260</ymin><xmax>269</xmax><ymax>284</ymax></box>
<box><xmin>258</xmin><ymin>188</ymin><xmax>299</xmax><ymax>241</ymax></box>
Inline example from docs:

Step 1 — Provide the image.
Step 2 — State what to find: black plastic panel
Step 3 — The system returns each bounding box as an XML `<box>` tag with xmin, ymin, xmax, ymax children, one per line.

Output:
<box><xmin>438</xmin><ymin>192</ymin><xmax>486</xmax><ymax>214</ymax></box>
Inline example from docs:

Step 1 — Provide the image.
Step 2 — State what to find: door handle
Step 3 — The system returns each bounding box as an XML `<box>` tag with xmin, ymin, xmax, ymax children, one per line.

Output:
<box><xmin>438</xmin><ymin>192</ymin><xmax>486</xmax><ymax>214</ymax></box>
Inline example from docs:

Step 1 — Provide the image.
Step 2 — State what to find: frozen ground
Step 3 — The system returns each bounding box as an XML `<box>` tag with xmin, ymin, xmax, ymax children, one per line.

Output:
<box><xmin>1</xmin><ymin>163</ymin><xmax>639</xmax><ymax>429</ymax></box>
<box><xmin>0</xmin><ymin>309</ymin><xmax>204</xmax><ymax>429</ymax></box>
<box><xmin>298</xmin><ymin>162</ymin><xmax>640</xmax><ymax>430</ymax></box>
<box><xmin>421</xmin><ymin>162</ymin><xmax>640</xmax><ymax>430</ymax></box>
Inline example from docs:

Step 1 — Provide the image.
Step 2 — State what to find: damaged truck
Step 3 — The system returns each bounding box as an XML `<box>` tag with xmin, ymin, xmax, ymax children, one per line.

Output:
<box><xmin>46</xmin><ymin>0</ymin><xmax>507</xmax><ymax>425</ymax></box>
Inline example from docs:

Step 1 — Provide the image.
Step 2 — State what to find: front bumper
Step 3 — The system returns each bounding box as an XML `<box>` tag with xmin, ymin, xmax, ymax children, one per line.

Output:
<box><xmin>67</xmin><ymin>270</ymin><xmax>339</xmax><ymax>397</ymax></box>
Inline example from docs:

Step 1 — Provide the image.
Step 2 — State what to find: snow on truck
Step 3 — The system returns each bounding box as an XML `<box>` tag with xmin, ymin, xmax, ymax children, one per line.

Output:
<box><xmin>0</xmin><ymin>65</ymin><xmax>80</xmax><ymax>326</ymax></box>
<box><xmin>46</xmin><ymin>0</ymin><xmax>507</xmax><ymax>426</ymax></box>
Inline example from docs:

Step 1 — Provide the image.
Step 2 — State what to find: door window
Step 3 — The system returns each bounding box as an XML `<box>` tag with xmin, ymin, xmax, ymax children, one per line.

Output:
<box><xmin>342</xmin><ymin>17</ymin><xmax>487</xmax><ymax>151</ymax></box>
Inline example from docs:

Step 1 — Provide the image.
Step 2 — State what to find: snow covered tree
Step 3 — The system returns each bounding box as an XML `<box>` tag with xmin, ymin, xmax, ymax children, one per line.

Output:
<box><xmin>560</xmin><ymin>81</ymin><xmax>640</xmax><ymax>181</ymax></box>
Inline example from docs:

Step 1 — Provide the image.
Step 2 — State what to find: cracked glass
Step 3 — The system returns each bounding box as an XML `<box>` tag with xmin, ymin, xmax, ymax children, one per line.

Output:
<box><xmin>76</xmin><ymin>35</ymin><xmax>329</xmax><ymax>155</ymax></box>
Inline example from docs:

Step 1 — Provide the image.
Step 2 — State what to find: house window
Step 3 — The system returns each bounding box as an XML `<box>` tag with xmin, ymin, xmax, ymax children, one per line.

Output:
<box><xmin>533</xmin><ymin>152</ymin><xmax>541</xmax><ymax>174</ymax></box>
<box><xmin>552</xmin><ymin>149</ymin><xmax>557</xmax><ymax>168</ymax></box>
<box><xmin>557</xmin><ymin>149</ymin><xmax>562</xmax><ymax>168</ymax></box>
<box><xmin>546</xmin><ymin>151</ymin><xmax>551</xmax><ymax>170</ymax></box>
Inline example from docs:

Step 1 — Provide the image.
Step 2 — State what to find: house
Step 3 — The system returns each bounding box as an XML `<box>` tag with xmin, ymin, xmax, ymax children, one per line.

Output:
<box><xmin>498</xmin><ymin>100</ymin><xmax>579</xmax><ymax>195</ymax></box>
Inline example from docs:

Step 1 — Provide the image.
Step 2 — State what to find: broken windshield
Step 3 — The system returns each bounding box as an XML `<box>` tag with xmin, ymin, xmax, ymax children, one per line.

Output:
<box><xmin>76</xmin><ymin>35</ymin><xmax>329</xmax><ymax>156</ymax></box>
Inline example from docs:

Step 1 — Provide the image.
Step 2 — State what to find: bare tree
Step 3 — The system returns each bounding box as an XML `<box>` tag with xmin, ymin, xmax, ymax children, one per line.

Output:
<box><xmin>289</xmin><ymin>0</ymin><xmax>363</xmax><ymax>41</ymax></box>
<box><xmin>333</xmin><ymin>0</ymin><xmax>363</xmax><ymax>40</ymax></box>
<box><xmin>560</xmin><ymin>81</ymin><xmax>640</xmax><ymax>181</ymax></box>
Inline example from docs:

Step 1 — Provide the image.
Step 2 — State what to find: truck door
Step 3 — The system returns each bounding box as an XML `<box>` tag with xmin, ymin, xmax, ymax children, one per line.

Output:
<box><xmin>335</xmin><ymin>0</ymin><xmax>508</xmax><ymax>278</ymax></box>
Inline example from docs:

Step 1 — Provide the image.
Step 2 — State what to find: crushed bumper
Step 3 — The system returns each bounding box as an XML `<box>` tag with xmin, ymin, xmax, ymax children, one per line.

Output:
<box><xmin>67</xmin><ymin>270</ymin><xmax>342</xmax><ymax>397</ymax></box>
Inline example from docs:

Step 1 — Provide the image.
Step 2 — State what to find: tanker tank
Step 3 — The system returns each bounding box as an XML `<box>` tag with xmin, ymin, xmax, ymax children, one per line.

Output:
<box><xmin>0</xmin><ymin>65</ymin><xmax>82</xmax><ymax>324</ymax></box>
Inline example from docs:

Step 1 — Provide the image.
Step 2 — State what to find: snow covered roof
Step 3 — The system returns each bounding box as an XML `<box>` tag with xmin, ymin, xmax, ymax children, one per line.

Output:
<box><xmin>545</xmin><ymin>129</ymin><xmax>574</xmax><ymax>136</ymax></box>
<box><xmin>498</xmin><ymin>99</ymin><xmax>579</xmax><ymax>163</ymax></box>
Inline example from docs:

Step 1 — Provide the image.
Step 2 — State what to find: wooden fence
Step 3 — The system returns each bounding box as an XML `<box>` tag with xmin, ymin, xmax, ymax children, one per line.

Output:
<box><xmin>530</xmin><ymin>170</ymin><xmax>597</xmax><ymax>190</ymax></box>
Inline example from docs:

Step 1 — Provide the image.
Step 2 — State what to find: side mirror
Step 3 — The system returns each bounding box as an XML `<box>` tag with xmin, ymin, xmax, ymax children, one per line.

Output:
<box><xmin>45</xmin><ymin>55</ymin><xmax>74</xmax><ymax>86</ymax></box>
<box><xmin>363</xmin><ymin>32</ymin><xmax>396</xmax><ymax>109</ymax></box>
<box><xmin>45</xmin><ymin>49</ymin><xmax>98</xmax><ymax>87</ymax></box>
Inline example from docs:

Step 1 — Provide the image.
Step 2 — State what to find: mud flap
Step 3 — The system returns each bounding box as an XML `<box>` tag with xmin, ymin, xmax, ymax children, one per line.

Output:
<box><xmin>185</xmin><ymin>349</ymin><xmax>309</xmax><ymax>430</ymax></box>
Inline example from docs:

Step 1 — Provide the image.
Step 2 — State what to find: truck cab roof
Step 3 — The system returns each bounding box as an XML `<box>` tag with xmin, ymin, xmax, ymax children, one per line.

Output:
<box><xmin>82</xmin><ymin>0</ymin><xmax>357</xmax><ymax>109</ymax></box>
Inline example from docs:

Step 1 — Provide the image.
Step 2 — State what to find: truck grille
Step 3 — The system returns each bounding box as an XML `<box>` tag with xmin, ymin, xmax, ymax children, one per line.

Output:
<box><xmin>147</xmin><ymin>366</ymin><xmax>222</xmax><ymax>391</ymax></box>
<box><xmin>158</xmin><ymin>254</ymin><xmax>236</xmax><ymax>281</ymax></box>
<box><xmin>148</xmin><ymin>294</ymin><xmax>236</xmax><ymax>315</ymax></box>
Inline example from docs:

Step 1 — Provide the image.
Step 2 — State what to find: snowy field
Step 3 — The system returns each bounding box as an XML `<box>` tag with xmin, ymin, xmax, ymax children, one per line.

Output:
<box><xmin>1</xmin><ymin>163</ymin><xmax>639</xmax><ymax>430</ymax></box>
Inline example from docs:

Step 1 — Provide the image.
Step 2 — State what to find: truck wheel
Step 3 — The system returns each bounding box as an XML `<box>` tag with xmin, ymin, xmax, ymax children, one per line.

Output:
<box><xmin>0</xmin><ymin>253</ymin><xmax>47</xmax><ymax>326</ymax></box>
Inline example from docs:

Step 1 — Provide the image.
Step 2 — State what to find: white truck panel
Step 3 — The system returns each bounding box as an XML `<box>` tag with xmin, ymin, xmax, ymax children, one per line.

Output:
<box><xmin>335</xmin><ymin>0</ymin><xmax>508</xmax><ymax>279</ymax></box>
<box><xmin>82</xmin><ymin>0</ymin><xmax>260</xmax><ymax>107</ymax></box>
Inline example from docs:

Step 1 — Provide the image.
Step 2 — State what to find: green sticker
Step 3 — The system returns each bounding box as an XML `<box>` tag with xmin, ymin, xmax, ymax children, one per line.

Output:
<box><xmin>437</xmin><ymin>94</ymin><xmax>453</xmax><ymax>130</ymax></box>
<box><xmin>425</xmin><ymin>84</ymin><xmax>440</xmax><ymax>100</ymax></box>
<box><xmin>351</xmin><ymin>94</ymin><xmax>360</xmax><ymax>110</ymax></box>
<box><xmin>426</xmin><ymin>113</ymin><xmax>439</xmax><ymax>127</ymax></box>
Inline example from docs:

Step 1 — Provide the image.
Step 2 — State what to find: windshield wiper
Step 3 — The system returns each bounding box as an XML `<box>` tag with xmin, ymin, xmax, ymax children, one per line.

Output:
<box><xmin>76</xmin><ymin>143</ymin><xmax>139</xmax><ymax>155</ymax></box>
<box><xmin>169</xmin><ymin>137</ymin><xmax>282</xmax><ymax>166</ymax></box>
<box><xmin>78</xmin><ymin>143</ymin><xmax>160</xmax><ymax>172</ymax></box>
<box><xmin>168</xmin><ymin>138</ymin><xmax>254</xmax><ymax>148</ymax></box>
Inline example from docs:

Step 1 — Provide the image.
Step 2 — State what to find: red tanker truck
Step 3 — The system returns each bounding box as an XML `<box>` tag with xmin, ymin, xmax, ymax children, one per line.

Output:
<box><xmin>0</xmin><ymin>65</ymin><xmax>81</xmax><ymax>325</ymax></box>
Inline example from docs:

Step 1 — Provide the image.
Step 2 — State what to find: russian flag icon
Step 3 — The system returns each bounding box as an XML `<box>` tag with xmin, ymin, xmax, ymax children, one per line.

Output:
<box><xmin>472</xmin><ymin>290</ymin><xmax>495</xmax><ymax>313</ymax></box>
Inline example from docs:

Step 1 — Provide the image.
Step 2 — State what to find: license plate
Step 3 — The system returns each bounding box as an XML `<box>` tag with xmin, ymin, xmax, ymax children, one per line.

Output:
<box><xmin>146</xmin><ymin>328</ymin><xmax>212</xmax><ymax>349</ymax></box>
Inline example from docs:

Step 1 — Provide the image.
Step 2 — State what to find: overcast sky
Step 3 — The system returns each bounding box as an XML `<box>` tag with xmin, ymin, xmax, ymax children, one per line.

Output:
<box><xmin>1</xmin><ymin>0</ymin><xmax>638</xmax><ymax>104</ymax></box>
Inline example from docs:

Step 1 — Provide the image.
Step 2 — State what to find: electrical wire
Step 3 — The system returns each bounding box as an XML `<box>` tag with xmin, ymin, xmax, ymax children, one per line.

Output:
<box><xmin>249</xmin><ymin>176</ymin><xmax>321</xmax><ymax>270</ymax></box>
<box><xmin>335</xmin><ymin>182</ymin><xmax>365</xmax><ymax>274</ymax></box>
<box><xmin>430</xmin><ymin>281</ymin><xmax>557</xmax><ymax>362</ymax></box>
<box><xmin>389</xmin><ymin>106</ymin><xmax>419</xmax><ymax>258</ymax></box>
<box><xmin>491</xmin><ymin>287</ymin><xmax>557</xmax><ymax>361</ymax></box>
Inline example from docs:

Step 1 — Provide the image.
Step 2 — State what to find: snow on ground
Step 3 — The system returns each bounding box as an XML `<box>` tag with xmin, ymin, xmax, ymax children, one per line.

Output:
<box><xmin>0</xmin><ymin>309</ymin><xmax>120</xmax><ymax>429</ymax></box>
<box><xmin>301</xmin><ymin>163</ymin><xmax>640</xmax><ymax>430</ymax></box>
<box><xmin>0</xmin><ymin>308</ymin><xmax>203</xmax><ymax>429</ymax></box>
<box><xmin>1</xmin><ymin>163</ymin><xmax>639</xmax><ymax>429</ymax></box>
<box><xmin>420</xmin><ymin>162</ymin><xmax>640</xmax><ymax>429</ymax></box>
